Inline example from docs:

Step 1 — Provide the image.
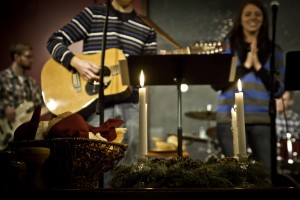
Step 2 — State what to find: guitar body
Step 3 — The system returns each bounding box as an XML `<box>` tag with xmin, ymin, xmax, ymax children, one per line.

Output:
<box><xmin>0</xmin><ymin>101</ymin><xmax>34</xmax><ymax>138</ymax></box>
<box><xmin>41</xmin><ymin>48</ymin><xmax>129</xmax><ymax>116</ymax></box>
<box><xmin>0</xmin><ymin>119</ymin><xmax>14</xmax><ymax>150</ymax></box>
<box><xmin>0</xmin><ymin>101</ymin><xmax>49</xmax><ymax>150</ymax></box>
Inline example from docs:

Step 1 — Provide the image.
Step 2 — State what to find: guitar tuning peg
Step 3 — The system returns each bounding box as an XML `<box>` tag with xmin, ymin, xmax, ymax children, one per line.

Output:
<box><xmin>193</xmin><ymin>41</ymin><xmax>200</xmax><ymax>47</ymax></box>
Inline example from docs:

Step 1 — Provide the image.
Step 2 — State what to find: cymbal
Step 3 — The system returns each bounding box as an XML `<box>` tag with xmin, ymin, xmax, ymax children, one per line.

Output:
<box><xmin>185</xmin><ymin>111</ymin><xmax>216</xmax><ymax>120</ymax></box>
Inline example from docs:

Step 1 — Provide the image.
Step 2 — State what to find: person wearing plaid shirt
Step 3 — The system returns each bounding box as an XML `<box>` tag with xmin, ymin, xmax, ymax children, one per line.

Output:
<box><xmin>276</xmin><ymin>90</ymin><xmax>300</xmax><ymax>139</ymax></box>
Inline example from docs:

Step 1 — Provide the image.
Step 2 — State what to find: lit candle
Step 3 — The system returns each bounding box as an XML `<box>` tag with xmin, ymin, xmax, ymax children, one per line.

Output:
<box><xmin>235</xmin><ymin>79</ymin><xmax>247</xmax><ymax>155</ymax></box>
<box><xmin>139</xmin><ymin>70</ymin><xmax>147</xmax><ymax>155</ymax></box>
<box><xmin>145</xmin><ymin>103</ymin><xmax>148</xmax><ymax>152</ymax></box>
<box><xmin>231</xmin><ymin>105</ymin><xmax>239</xmax><ymax>155</ymax></box>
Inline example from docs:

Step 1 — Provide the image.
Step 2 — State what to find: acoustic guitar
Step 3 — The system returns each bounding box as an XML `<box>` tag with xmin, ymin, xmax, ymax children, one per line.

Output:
<box><xmin>41</xmin><ymin>43</ymin><xmax>224</xmax><ymax>116</ymax></box>
<box><xmin>0</xmin><ymin>101</ymin><xmax>49</xmax><ymax>150</ymax></box>
<box><xmin>41</xmin><ymin>48</ymin><xmax>130</xmax><ymax>116</ymax></box>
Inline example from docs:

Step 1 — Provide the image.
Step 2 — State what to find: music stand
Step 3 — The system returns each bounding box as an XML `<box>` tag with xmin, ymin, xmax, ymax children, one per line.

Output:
<box><xmin>120</xmin><ymin>54</ymin><xmax>237</xmax><ymax>156</ymax></box>
<box><xmin>285</xmin><ymin>51</ymin><xmax>300</xmax><ymax>90</ymax></box>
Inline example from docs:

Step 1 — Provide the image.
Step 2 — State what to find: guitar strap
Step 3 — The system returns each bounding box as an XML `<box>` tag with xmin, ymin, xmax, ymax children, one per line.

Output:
<box><xmin>138</xmin><ymin>14</ymin><xmax>182</xmax><ymax>49</ymax></box>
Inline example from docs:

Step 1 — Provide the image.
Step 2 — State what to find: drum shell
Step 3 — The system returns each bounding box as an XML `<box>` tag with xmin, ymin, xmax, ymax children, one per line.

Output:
<box><xmin>279</xmin><ymin>137</ymin><xmax>300</xmax><ymax>161</ymax></box>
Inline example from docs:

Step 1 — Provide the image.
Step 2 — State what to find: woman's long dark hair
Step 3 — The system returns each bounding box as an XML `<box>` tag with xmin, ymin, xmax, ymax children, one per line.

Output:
<box><xmin>227</xmin><ymin>0</ymin><xmax>271</xmax><ymax>64</ymax></box>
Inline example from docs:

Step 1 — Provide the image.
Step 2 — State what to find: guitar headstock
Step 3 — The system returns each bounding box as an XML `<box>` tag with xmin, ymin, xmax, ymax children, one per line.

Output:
<box><xmin>161</xmin><ymin>40</ymin><xmax>225</xmax><ymax>55</ymax></box>
<box><xmin>189</xmin><ymin>41</ymin><xmax>225</xmax><ymax>54</ymax></box>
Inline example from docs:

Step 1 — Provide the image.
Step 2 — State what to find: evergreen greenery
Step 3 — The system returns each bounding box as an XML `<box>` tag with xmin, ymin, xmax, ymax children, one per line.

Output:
<box><xmin>111</xmin><ymin>155</ymin><xmax>272</xmax><ymax>188</ymax></box>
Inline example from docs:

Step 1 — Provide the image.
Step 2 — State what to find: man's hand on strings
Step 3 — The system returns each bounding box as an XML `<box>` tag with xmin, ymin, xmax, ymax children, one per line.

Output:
<box><xmin>5</xmin><ymin>106</ymin><xmax>16</xmax><ymax>122</ymax></box>
<box><xmin>71</xmin><ymin>56</ymin><xmax>100</xmax><ymax>82</ymax></box>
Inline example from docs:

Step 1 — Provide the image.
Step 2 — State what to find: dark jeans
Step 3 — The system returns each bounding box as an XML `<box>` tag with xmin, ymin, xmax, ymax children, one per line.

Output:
<box><xmin>216</xmin><ymin>123</ymin><xmax>271</xmax><ymax>175</ymax></box>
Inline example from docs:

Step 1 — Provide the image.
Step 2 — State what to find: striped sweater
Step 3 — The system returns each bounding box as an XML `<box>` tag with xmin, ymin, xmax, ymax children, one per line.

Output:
<box><xmin>212</xmin><ymin>38</ymin><xmax>285</xmax><ymax>124</ymax></box>
<box><xmin>46</xmin><ymin>3</ymin><xmax>157</xmax><ymax>105</ymax></box>
<box><xmin>47</xmin><ymin>3</ymin><xmax>157</xmax><ymax>68</ymax></box>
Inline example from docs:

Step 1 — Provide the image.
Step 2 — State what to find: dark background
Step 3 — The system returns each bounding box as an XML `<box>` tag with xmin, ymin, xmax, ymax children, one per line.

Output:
<box><xmin>0</xmin><ymin>0</ymin><xmax>299</xmax><ymax>159</ymax></box>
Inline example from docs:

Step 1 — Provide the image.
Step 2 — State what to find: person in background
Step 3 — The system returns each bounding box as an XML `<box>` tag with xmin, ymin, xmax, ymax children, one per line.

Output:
<box><xmin>211</xmin><ymin>0</ymin><xmax>285</xmax><ymax>175</ymax></box>
<box><xmin>276</xmin><ymin>91</ymin><xmax>300</xmax><ymax>178</ymax></box>
<box><xmin>276</xmin><ymin>90</ymin><xmax>300</xmax><ymax>139</ymax></box>
<box><xmin>46</xmin><ymin>0</ymin><xmax>157</xmax><ymax>187</ymax></box>
<box><xmin>0</xmin><ymin>43</ymin><xmax>44</xmax><ymax>151</ymax></box>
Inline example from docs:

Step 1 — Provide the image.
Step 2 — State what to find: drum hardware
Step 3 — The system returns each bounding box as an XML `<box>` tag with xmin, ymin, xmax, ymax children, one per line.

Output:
<box><xmin>185</xmin><ymin>105</ymin><xmax>221</xmax><ymax>159</ymax></box>
<box><xmin>206</xmin><ymin>127</ymin><xmax>217</xmax><ymax>141</ymax></box>
<box><xmin>185</xmin><ymin>111</ymin><xmax>216</xmax><ymax>120</ymax></box>
<box><xmin>278</xmin><ymin>133</ymin><xmax>300</xmax><ymax>164</ymax></box>
<box><xmin>286</xmin><ymin>133</ymin><xmax>294</xmax><ymax>164</ymax></box>
<box><xmin>278</xmin><ymin>133</ymin><xmax>300</xmax><ymax>176</ymax></box>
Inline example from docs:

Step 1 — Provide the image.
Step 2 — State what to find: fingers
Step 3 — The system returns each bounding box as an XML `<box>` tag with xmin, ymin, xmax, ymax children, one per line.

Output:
<box><xmin>250</xmin><ymin>39</ymin><xmax>258</xmax><ymax>53</ymax></box>
<box><xmin>5</xmin><ymin>106</ymin><xmax>16</xmax><ymax>122</ymax></box>
<box><xmin>74</xmin><ymin>59</ymin><xmax>100</xmax><ymax>82</ymax></box>
<box><xmin>83</xmin><ymin>71</ymin><xmax>100</xmax><ymax>83</ymax></box>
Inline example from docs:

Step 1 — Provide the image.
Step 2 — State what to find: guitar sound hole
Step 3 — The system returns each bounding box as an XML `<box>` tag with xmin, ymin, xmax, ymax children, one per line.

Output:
<box><xmin>102</xmin><ymin>66</ymin><xmax>111</xmax><ymax>76</ymax></box>
<box><xmin>86</xmin><ymin>66</ymin><xmax>111</xmax><ymax>95</ymax></box>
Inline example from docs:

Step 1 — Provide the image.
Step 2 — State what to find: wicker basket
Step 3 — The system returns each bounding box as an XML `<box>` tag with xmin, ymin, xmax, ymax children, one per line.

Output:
<box><xmin>10</xmin><ymin>138</ymin><xmax>128</xmax><ymax>189</ymax></box>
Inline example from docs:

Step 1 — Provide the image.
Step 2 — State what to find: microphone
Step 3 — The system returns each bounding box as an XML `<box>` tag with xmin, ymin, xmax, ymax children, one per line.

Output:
<box><xmin>271</xmin><ymin>0</ymin><xmax>279</xmax><ymax>7</ymax></box>
<box><xmin>271</xmin><ymin>0</ymin><xmax>279</xmax><ymax>13</ymax></box>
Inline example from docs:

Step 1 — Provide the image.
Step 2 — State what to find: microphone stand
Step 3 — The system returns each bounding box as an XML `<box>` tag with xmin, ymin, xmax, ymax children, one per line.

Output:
<box><xmin>269</xmin><ymin>1</ymin><xmax>279</xmax><ymax>186</ymax></box>
<box><xmin>97</xmin><ymin>0</ymin><xmax>110</xmax><ymax>188</ymax></box>
<box><xmin>97</xmin><ymin>0</ymin><xmax>111</xmax><ymax>126</ymax></box>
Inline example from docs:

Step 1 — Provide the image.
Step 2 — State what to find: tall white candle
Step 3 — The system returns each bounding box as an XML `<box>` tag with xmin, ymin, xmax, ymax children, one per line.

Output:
<box><xmin>139</xmin><ymin>70</ymin><xmax>147</xmax><ymax>155</ymax></box>
<box><xmin>235</xmin><ymin>79</ymin><xmax>247</xmax><ymax>155</ymax></box>
<box><xmin>231</xmin><ymin>105</ymin><xmax>239</xmax><ymax>155</ymax></box>
<box><xmin>145</xmin><ymin>103</ymin><xmax>148</xmax><ymax>153</ymax></box>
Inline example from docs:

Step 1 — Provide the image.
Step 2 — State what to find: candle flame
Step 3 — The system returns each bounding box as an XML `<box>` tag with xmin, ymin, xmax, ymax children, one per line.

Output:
<box><xmin>140</xmin><ymin>70</ymin><xmax>145</xmax><ymax>87</ymax></box>
<box><xmin>237</xmin><ymin>79</ymin><xmax>242</xmax><ymax>92</ymax></box>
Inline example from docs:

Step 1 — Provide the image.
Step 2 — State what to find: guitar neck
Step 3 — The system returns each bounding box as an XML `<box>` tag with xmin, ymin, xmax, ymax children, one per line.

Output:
<box><xmin>164</xmin><ymin>47</ymin><xmax>191</xmax><ymax>55</ymax></box>
<box><xmin>161</xmin><ymin>41</ymin><xmax>224</xmax><ymax>55</ymax></box>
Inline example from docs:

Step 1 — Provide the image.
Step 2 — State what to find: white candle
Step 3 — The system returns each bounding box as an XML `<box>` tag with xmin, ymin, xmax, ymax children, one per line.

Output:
<box><xmin>139</xmin><ymin>70</ymin><xmax>147</xmax><ymax>155</ymax></box>
<box><xmin>231</xmin><ymin>105</ymin><xmax>239</xmax><ymax>155</ymax></box>
<box><xmin>145</xmin><ymin>103</ymin><xmax>148</xmax><ymax>152</ymax></box>
<box><xmin>235</xmin><ymin>79</ymin><xmax>247</xmax><ymax>155</ymax></box>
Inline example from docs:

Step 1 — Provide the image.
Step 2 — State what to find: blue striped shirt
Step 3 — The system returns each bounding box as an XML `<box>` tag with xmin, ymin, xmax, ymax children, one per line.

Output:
<box><xmin>215</xmin><ymin>38</ymin><xmax>285</xmax><ymax>124</ymax></box>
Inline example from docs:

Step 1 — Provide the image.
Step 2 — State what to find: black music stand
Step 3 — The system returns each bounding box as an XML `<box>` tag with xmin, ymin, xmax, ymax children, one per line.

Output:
<box><xmin>120</xmin><ymin>54</ymin><xmax>236</xmax><ymax>156</ymax></box>
<box><xmin>285</xmin><ymin>51</ymin><xmax>300</xmax><ymax>91</ymax></box>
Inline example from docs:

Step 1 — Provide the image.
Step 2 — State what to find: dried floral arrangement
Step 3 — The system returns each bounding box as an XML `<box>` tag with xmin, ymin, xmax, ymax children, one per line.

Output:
<box><xmin>111</xmin><ymin>155</ymin><xmax>272</xmax><ymax>188</ymax></box>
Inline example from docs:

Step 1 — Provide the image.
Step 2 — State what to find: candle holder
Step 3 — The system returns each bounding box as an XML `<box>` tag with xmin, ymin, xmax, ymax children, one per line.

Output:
<box><xmin>237</xmin><ymin>153</ymin><xmax>250</xmax><ymax>163</ymax></box>
<box><xmin>135</xmin><ymin>154</ymin><xmax>149</xmax><ymax>188</ymax></box>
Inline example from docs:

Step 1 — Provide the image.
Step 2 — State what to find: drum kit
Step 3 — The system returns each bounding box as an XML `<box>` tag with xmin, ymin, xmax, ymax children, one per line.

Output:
<box><xmin>277</xmin><ymin>133</ymin><xmax>300</xmax><ymax>174</ymax></box>
<box><xmin>184</xmin><ymin>110</ymin><xmax>217</xmax><ymax>140</ymax></box>
<box><xmin>184</xmin><ymin>109</ymin><xmax>221</xmax><ymax>158</ymax></box>
<box><xmin>185</xmin><ymin>109</ymin><xmax>300</xmax><ymax>175</ymax></box>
